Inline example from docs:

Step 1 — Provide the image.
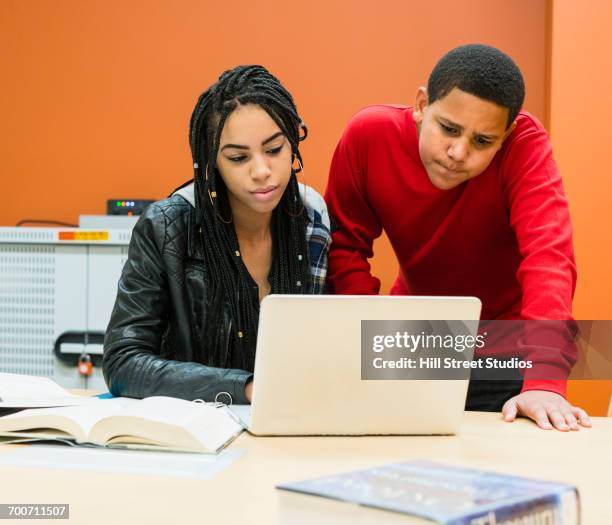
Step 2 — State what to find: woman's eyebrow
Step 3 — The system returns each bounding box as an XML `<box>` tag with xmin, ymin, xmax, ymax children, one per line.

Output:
<box><xmin>220</xmin><ymin>131</ymin><xmax>284</xmax><ymax>152</ymax></box>
<box><xmin>261</xmin><ymin>131</ymin><xmax>284</xmax><ymax>146</ymax></box>
<box><xmin>220</xmin><ymin>142</ymin><xmax>248</xmax><ymax>151</ymax></box>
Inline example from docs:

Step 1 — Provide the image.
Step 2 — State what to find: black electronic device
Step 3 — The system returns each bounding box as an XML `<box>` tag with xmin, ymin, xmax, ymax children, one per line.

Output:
<box><xmin>106</xmin><ymin>199</ymin><xmax>154</xmax><ymax>216</ymax></box>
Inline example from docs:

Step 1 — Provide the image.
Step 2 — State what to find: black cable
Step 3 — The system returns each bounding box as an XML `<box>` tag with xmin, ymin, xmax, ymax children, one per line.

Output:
<box><xmin>16</xmin><ymin>219</ymin><xmax>78</xmax><ymax>227</ymax></box>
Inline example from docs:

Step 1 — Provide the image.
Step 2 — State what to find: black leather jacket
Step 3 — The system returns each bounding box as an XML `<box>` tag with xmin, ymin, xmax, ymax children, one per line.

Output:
<box><xmin>103</xmin><ymin>186</ymin><xmax>330</xmax><ymax>404</ymax></box>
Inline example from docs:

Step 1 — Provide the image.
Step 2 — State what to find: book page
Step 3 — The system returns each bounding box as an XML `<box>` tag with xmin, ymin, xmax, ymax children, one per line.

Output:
<box><xmin>0</xmin><ymin>398</ymin><xmax>137</xmax><ymax>443</ymax></box>
<box><xmin>89</xmin><ymin>397</ymin><xmax>243</xmax><ymax>452</ymax></box>
<box><xmin>182</xmin><ymin>404</ymin><xmax>244</xmax><ymax>452</ymax></box>
<box><xmin>0</xmin><ymin>373</ymin><xmax>95</xmax><ymax>408</ymax></box>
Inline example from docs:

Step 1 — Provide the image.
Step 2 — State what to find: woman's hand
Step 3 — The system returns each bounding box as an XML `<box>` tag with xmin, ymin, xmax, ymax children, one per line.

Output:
<box><xmin>245</xmin><ymin>380</ymin><xmax>253</xmax><ymax>403</ymax></box>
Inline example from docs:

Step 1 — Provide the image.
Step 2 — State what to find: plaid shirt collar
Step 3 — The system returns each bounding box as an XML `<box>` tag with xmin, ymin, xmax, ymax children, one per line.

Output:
<box><xmin>300</xmin><ymin>184</ymin><xmax>331</xmax><ymax>294</ymax></box>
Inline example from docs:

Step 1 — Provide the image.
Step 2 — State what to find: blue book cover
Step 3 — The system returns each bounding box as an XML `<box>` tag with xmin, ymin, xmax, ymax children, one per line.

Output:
<box><xmin>277</xmin><ymin>461</ymin><xmax>579</xmax><ymax>525</ymax></box>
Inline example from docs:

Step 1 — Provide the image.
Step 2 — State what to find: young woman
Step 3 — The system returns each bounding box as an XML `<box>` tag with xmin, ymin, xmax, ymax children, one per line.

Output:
<box><xmin>103</xmin><ymin>65</ymin><xmax>330</xmax><ymax>404</ymax></box>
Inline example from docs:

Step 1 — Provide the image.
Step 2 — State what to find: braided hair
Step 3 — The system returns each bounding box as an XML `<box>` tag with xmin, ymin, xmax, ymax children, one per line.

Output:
<box><xmin>187</xmin><ymin>65</ymin><xmax>311</xmax><ymax>370</ymax></box>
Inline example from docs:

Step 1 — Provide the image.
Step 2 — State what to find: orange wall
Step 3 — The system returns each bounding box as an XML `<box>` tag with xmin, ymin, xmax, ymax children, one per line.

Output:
<box><xmin>550</xmin><ymin>0</ymin><xmax>612</xmax><ymax>415</ymax></box>
<box><xmin>0</xmin><ymin>0</ymin><xmax>546</xmax><ymax>240</ymax></box>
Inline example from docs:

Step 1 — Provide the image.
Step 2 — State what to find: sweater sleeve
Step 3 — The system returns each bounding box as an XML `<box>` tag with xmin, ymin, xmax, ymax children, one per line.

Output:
<box><xmin>501</xmin><ymin>115</ymin><xmax>578</xmax><ymax>397</ymax></box>
<box><xmin>324</xmin><ymin>112</ymin><xmax>383</xmax><ymax>294</ymax></box>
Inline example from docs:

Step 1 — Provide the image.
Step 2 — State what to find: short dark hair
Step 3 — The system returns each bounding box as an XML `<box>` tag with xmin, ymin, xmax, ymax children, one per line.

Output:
<box><xmin>427</xmin><ymin>44</ymin><xmax>525</xmax><ymax>128</ymax></box>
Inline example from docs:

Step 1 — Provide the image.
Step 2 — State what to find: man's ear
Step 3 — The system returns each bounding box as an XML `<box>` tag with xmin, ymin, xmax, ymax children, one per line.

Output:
<box><xmin>412</xmin><ymin>87</ymin><xmax>428</xmax><ymax>124</ymax></box>
<box><xmin>502</xmin><ymin>120</ymin><xmax>517</xmax><ymax>141</ymax></box>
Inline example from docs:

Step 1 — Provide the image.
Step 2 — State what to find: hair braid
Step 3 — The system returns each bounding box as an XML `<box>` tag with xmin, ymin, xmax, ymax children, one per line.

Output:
<box><xmin>187</xmin><ymin>65</ymin><xmax>312</xmax><ymax>370</ymax></box>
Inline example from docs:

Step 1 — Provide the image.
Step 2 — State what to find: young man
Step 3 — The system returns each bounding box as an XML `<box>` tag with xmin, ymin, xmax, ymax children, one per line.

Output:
<box><xmin>325</xmin><ymin>44</ymin><xmax>591</xmax><ymax>431</ymax></box>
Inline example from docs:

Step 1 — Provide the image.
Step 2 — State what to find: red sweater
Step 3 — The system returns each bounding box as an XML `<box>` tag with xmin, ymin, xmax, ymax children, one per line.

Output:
<box><xmin>325</xmin><ymin>105</ymin><xmax>577</xmax><ymax>397</ymax></box>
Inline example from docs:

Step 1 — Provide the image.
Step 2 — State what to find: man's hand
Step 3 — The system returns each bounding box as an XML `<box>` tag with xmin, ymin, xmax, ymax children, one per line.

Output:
<box><xmin>502</xmin><ymin>390</ymin><xmax>591</xmax><ymax>431</ymax></box>
<box><xmin>245</xmin><ymin>380</ymin><xmax>253</xmax><ymax>403</ymax></box>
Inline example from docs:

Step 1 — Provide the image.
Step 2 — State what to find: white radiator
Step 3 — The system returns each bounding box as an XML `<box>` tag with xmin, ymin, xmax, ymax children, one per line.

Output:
<box><xmin>0</xmin><ymin>226</ymin><xmax>133</xmax><ymax>390</ymax></box>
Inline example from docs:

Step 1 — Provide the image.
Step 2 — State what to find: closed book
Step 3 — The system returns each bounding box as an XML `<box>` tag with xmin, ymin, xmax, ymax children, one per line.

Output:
<box><xmin>277</xmin><ymin>460</ymin><xmax>579</xmax><ymax>525</ymax></box>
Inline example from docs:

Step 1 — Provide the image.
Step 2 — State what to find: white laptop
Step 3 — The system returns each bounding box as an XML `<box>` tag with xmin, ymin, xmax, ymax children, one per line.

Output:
<box><xmin>230</xmin><ymin>295</ymin><xmax>481</xmax><ymax>436</ymax></box>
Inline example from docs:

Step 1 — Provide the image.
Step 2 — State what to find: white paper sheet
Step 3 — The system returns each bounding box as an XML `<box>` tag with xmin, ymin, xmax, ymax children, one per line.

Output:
<box><xmin>0</xmin><ymin>444</ymin><xmax>244</xmax><ymax>480</ymax></box>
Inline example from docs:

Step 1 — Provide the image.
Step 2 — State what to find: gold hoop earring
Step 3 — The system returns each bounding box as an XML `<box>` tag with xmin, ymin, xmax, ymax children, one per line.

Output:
<box><xmin>284</xmin><ymin>157</ymin><xmax>306</xmax><ymax>218</ymax></box>
<box><xmin>205</xmin><ymin>166</ymin><xmax>232</xmax><ymax>224</ymax></box>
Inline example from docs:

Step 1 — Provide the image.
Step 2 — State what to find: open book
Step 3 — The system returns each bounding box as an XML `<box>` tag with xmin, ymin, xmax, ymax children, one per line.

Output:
<box><xmin>0</xmin><ymin>396</ymin><xmax>244</xmax><ymax>454</ymax></box>
<box><xmin>0</xmin><ymin>373</ymin><xmax>99</xmax><ymax>408</ymax></box>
